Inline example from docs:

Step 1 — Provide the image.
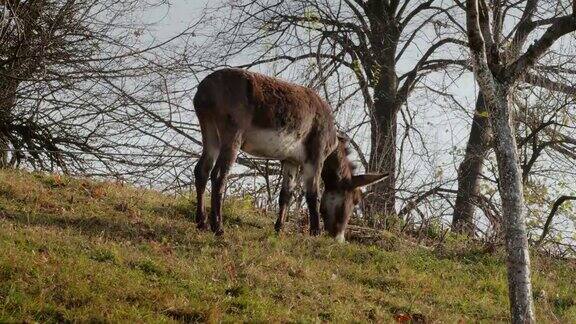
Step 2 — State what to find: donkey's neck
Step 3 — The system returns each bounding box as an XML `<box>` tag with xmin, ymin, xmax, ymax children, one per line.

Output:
<box><xmin>322</xmin><ymin>146</ymin><xmax>354</xmax><ymax>190</ymax></box>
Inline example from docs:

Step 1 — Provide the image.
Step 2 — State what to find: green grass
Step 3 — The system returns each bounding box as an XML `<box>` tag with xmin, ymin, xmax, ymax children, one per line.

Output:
<box><xmin>0</xmin><ymin>169</ymin><xmax>574</xmax><ymax>323</ymax></box>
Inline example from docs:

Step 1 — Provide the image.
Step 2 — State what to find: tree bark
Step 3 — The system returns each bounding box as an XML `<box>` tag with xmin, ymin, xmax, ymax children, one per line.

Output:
<box><xmin>368</xmin><ymin>97</ymin><xmax>398</xmax><ymax>221</ymax></box>
<box><xmin>487</xmin><ymin>85</ymin><xmax>535</xmax><ymax>324</ymax></box>
<box><xmin>358</xmin><ymin>2</ymin><xmax>403</xmax><ymax>223</ymax></box>
<box><xmin>466</xmin><ymin>0</ymin><xmax>536</xmax><ymax>320</ymax></box>
<box><xmin>452</xmin><ymin>93</ymin><xmax>491</xmax><ymax>235</ymax></box>
<box><xmin>0</xmin><ymin>79</ymin><xmax>18</xmax><ymax>169</ymax></box>
<box><xmin>366</xmin><ymin>51</ymin><xmax>399</xmax><ymax>223</ymax></box>
<box><xmin>0</xmin><ymin>132</ymin><xmax>8</xmax><ymax>168</ymax></box>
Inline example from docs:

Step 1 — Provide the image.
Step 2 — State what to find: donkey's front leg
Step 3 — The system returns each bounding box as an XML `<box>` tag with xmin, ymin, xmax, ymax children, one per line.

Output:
<box><xmin>275</xmin><ymin>161</ymin><xmax>299</xmax><ymax>233</ymax></box>
<box><xmin>209</xmin><ymin>132</ymin><xmax>241</xmax><ymax>235</ymax></box>
<box><xmin>303</xmin><ymin>162</ymin><xmax>322</xmax><ymax>236</ymax></box>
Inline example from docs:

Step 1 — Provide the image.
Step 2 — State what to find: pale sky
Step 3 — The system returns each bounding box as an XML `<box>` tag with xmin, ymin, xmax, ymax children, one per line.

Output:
<box><xmin>138</xmin><ymin>0</ymin><xmax>575</xmax><ymax>238</ymax></box>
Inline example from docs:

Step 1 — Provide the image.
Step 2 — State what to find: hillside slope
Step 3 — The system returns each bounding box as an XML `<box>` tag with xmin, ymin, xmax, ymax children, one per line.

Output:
<box><xmin>0</xmin><ymin>170</ymin><xmax>574</xmax><ymax>323</ymax></box>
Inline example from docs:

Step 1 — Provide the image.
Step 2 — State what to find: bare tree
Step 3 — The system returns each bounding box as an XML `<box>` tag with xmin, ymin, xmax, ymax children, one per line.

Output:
<box><xmin>0</xmin><ymin>0</ymin><xmax>197</xmax><ymax>177</ymax></box>
<box><xmin>452</xmin><ymin>93</ymin><xmax>491</xmax><ymax>234</ymax></box>
<box><xmin>453</xmin><ymin>0</ymin><xmax>576</xmax><ymax>237</ymax></box>
<box><xmin>465</xmin><ymin>0</ymin><xmax>576</xmax><ymax>321</ymax></box>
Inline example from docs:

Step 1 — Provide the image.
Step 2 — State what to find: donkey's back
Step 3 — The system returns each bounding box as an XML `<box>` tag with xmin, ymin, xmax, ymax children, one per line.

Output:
<box><xmin>194</xmin><ymin>69</ymin><xmax>333</xmax><ymax>128</ymax></box>
<box><xmin>193</xmin><ymin>68</ymin><xmax>337</xmax><ymax>162</ymax></box>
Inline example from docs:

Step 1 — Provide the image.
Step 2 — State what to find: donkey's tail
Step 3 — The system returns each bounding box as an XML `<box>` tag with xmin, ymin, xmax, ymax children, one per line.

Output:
<box><xmin>194</xmin><ymin>71</ymin><xmax>221</xmax><ymax>113</ymax></box>
<box><xmin>193</xmin><ymin>83</ymin><xmax>211</xmax><ymax>112</ymax></box>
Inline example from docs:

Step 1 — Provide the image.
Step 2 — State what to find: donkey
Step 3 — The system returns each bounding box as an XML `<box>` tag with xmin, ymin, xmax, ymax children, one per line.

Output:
<box><xmin>193</xmin><ymin>68</ymin><xmax>387</xmax><ymax>242</ymax></box>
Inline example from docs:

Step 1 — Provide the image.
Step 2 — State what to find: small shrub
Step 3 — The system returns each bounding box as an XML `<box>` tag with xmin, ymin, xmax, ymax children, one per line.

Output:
<box><xmin>130</xmin><ymin>258</ymin><xmax>163</xmax><ymax>276</ymax></box>
<box><xmin>89</xmin><ymin>248</ymin><xmax>117</xmax><ymax>263</ymax></box>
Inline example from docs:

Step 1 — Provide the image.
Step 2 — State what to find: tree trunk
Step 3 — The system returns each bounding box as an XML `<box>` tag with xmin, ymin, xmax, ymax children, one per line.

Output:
<box><xmin>0</xmin><ymin>109</ymin><xmax>8</xmax><ymax>168</ymax></box>
<box><xmin>488</xmin><ymin>85</ymin><xmax>535</xmax><ymax>323</ymax></box>
<box><xmin>366</xmin><ymin>65</ymin><xmax>399</xmax><ymax>224</ymax></box>
<box><xmin>452</xmin><ymin>93</ymin><xmax>491</xmax><ymax>235</ymax></box>
<box><xmin>0</xmin><ymin>133</ymin><xmax>8</xmax><ymax>168</ymax></box>
<box><xmin>361</xmin><ymin>3</ymin><xmax>401</xmax><ymax>225</ymax></box>
<box><xmin>368</xmin><ymin>101</ymin><xmax>398</xmax><ymax>221</ymax></box>
<box><xmin>0</xmin><ymin>79</ymin><xmax>17</xmax><ymax>169</ymax></box>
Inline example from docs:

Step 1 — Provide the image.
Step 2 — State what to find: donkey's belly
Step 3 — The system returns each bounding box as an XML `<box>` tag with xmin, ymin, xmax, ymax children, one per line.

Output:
<box><xmin>241</xmin><ymin>129</ymin><xmax>306</xmax><ymax>162</ymax></box>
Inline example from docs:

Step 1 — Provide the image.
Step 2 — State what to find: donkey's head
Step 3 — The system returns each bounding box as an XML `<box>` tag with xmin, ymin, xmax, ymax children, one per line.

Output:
<box><xmin>320</xmin><ymin>136</ymin><xmax>388</xmax><ymax>243</ymax></box>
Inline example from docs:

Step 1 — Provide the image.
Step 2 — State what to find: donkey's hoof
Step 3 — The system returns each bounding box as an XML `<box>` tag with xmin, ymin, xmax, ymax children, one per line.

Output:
<box><xmin>309</xmin><ymin>228</ymin><xmax>321</xmax><ymax>236</ymax></box>
<box><xmin>274</xmin><ymin>222</ymin><xmax>283</xmax><ymax>233</ymax></box>
<box><xmin>196</xmin><ymin>222</ymin><xmax>209</xmax><ymax>231</ymax></box>
<box><xmin>211</xmin><ymin>225</ymin><xmax>224</xmax><ymax>236</ymax></box>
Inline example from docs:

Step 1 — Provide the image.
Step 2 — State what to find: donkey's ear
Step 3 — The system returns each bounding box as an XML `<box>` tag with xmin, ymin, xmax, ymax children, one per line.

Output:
<box><xmin>350</xmin><ymin>173</ymin><xmax>389</xmax><ymax>189</ymax></box>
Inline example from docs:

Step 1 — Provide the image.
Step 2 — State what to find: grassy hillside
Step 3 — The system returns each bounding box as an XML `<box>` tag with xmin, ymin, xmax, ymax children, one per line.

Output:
<box><xmin>0</xmin><ymin>170</ymin><xmax>574</xmax><ymax>323</ymax></box>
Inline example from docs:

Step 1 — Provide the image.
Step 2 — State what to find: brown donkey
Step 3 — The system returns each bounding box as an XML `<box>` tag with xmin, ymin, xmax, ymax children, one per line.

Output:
<box><xmin>193</xmin><ymin>68</ymin><xmax>387</xmax><ymax>242</ymax></box>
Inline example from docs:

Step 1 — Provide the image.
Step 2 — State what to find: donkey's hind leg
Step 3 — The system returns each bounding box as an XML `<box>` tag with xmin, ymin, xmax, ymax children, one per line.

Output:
<box><xmin>303</xmin><ymin>160</ymin><xmax>323</xmax><ymax>236</ymax></box>
<box><xmin>275</xmin><ymin>161</ymin><xmax>299</xmax><ymax>233</ymax></box>
<box><xmin>209</xmin><ymin>129</ymin><xmax>242</xmax><ymax>235</ymax></box>
<box><xmin>194</xmin><ymin>119</ymin><xmax>219</xmax><ymax>230</ymax></box>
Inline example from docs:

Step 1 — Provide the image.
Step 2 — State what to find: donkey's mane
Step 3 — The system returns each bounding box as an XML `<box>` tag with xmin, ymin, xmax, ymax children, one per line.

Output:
<box><xmin>322</xmin><ymin>138</ymin><xmax>357</xmax><ymax>190</ymax></box>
